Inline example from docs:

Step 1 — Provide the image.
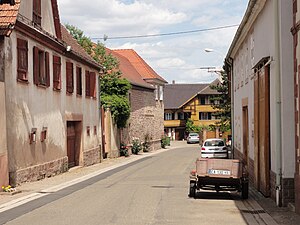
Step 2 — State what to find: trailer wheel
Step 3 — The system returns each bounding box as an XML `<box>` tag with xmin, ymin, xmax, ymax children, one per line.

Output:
<box><xmin>241</xmin><ymin>181</ymin><xmax>249</xmax><ymax>199</ymax></box>
<box><xmin>189</xmin><ymin>181</ymin><xmax>196</xmax><ymax>198</ymax></box>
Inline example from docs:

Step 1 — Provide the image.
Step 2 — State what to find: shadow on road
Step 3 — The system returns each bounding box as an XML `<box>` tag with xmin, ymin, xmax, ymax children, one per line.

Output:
<box><xmin>193</xmin><ymin>191</ymin><xmax>238</xmax><ymax>200</ymax></box>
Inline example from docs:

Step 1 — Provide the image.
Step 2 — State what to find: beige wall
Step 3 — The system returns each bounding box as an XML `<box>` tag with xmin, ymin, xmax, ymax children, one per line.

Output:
<box><xmin>4</xmin><ymin>30</ymin><xmax>100</xmax><ymax>183</ymax></box>
<box><xmin>19</xmin><ymin>1</ymin><xmax>56</xmax><ymax>38</ymax></box>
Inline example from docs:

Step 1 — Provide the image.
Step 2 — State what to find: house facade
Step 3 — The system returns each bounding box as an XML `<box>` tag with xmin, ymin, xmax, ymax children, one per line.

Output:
<box><xmin>164</xmin><ymin>80</ymin><xmax>225</xmax><ymax>141</ymax></box>
<box><xmin>0</xmin><ymin>0</ymin><xmax>102</xmax><ymax>187</ymax></box>
<box><xmin>226</xmin><ymin>0</ymin><xmax>295</xmax><ymax>207</ymax></box>
<box><xmin>112</xmin><ymin>49</ymin><xmax>167</xmax><ymax>151</ymax></box>
<box><xmin>292</xmin><ymin>0</ymin><xmax>300</xmax><ymax>214</ymax></box>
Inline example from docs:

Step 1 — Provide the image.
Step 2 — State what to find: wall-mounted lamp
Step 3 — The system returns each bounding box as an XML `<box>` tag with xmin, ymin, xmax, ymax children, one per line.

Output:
<box><xmin>66</xmin><ymin>46</ymin><xmax>71</xmax><ymax>52</ymax></box>
<box><xmin>30</xmin><ymin>128</ymin><xmax>37</xmax><ymax>144</ymax></box>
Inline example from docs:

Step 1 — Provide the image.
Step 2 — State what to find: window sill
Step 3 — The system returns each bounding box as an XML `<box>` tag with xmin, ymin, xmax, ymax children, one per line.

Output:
<box><xmin>66</xmin><ymin>92</ymin><xmax>73</xmax><ymax>96</ymax></box>
<box><xmin>17</xmin><ymin>78</ymin><xmax>29</xmax><ymax>84</ymax></box>
<box><xmin>85</xmin><ymin>96</ymin><xmax>97</xmax><ymax>100</ymax></box>
<box><xmin>76</xmin><ymin>94</ymin><xmax>82</xmax><ymax>98</ymax></box>
<box><xmin>53</xmin><ymin>88</ymin><xmax>61</xmax><ymax>92</ymax></box>
<box><xmin>36</xmin><ymin>84</ymin><xmax>48</xmax><ymax>89</ymax></box>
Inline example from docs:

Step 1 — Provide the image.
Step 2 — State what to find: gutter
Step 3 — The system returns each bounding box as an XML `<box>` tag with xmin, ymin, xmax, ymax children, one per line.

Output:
<box><xmin>274</xmin><ymin>0</ymin><xmax>282</xmax><ymax>207</ymax></box>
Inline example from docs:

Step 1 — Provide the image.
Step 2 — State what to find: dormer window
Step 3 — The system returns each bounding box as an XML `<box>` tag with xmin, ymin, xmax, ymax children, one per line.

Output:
<box><xmin>33</xmin><ymin>0</ymin><xmax>41</xmax><ymax>26</ymax></box>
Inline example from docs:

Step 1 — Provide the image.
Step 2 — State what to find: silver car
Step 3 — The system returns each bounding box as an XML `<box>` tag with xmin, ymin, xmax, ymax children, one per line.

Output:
<box><xmin>187</xmin><ymin>133</ymin><xmax>199</xmax><ymax>144</ymax></box>
<box><xmin>201</xmin><ymin>138</ymin><xmax>228</xmax><ymax>158</ymax></box>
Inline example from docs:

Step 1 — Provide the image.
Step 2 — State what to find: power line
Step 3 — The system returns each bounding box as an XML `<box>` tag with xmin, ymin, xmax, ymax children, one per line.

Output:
<box><xmin>91</xmin><ymin>24</ymin><xmax>239</xmax><ymax>40</ymax></box>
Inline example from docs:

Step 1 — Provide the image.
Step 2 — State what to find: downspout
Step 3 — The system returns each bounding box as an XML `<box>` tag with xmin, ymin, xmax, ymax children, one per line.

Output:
<box><xmin>274</xmin><ymin>0</ymin><xmax>282</xmax><ymax>207</ymax></box>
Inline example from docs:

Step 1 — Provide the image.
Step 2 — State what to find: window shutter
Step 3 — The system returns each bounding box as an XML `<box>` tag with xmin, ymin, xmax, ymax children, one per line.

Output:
<box><xmin>66</xmin><ymin>62</ymin><xmax>73</xmax><ymax>93</ymax></box>
<box><xmin>90</xmin><ymin>71</ymin><xmax>96</xmax><ymax>98</ymax></box>
<box><xmin>33</xmin><ymin>46</ymin><xmax>39</xmax><ymax>85</ymax></box>
<box><xmin>85</xmin><ymin>70</ymin><xmax>90</xmax><ymax>97</ymax></box>
<box><xmin>45</xmin><ymin>52</ymin><xmax>50</xmax><ymax>87</ymax></box>
<box><xmin>76</xmin><ymin>67</ymin><xmax>82</xmax><ymax>95</ymax></box>
<box><xmin>17</xmin><ymin>39</ymin><xmax>28</xmax><ymax>81</ymax></box>
<box><xmin>33</xmin><ymin>0</ymin><xmax>41</xmax><ymax>25</ymax></box>
<box><xmin>53</xmin><ymin>55</ymin><xmax>61</xmax><ymax>90</ymax></box>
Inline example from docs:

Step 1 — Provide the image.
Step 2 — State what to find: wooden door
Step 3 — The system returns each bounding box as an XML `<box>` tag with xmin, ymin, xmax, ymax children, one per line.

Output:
<box><xmin>243</xmin><ymin>106</ymin><xmax>249</xmax><ymax>168</ymax></box>
<box><xmin>67</xmin><ymin>122</ymin><xmax>76</xmax><ymax>168</ymax></box>
<box><xmin>254</xmin><ymin>66</ymin><xmax>270</xmax><ymax>196</ymax></box>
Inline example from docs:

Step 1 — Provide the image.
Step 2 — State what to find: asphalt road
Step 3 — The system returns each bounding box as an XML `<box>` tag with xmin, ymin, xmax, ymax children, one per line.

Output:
<box><xmin>2</xmin><ymin>145</ymin><xmax>247</xmax><ymax>225</ymax></box>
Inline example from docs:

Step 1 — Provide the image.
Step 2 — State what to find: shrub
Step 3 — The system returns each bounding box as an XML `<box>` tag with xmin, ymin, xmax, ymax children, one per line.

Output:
<box><xmin>132</xmin><ymin>139</ymin><xmax>142</xmax><ymax>155</ymax></box>
<box><xmin>120</xmin><ymin>142</ymin><xmax>129</xmax><ymax>157</ymax></box>
<box><xmin>142</xmin><ymin>133</ymin><xmax>151</xmax><ymax>152</ymax></box>
<box><xmin>161</xmin><ymin>135</ymin><xmax>168</xmax><ymax>149</ymax></box>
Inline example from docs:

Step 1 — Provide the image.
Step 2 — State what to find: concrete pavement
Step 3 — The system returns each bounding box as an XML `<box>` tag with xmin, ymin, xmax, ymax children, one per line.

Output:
<box><xmin>0</xmin><ymin>141</ymin><xmax>299</xmax><ymax>224</ymax></box>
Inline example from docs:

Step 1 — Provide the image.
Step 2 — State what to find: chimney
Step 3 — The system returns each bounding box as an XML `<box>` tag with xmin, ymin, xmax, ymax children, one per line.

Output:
<box><xmin>172</xmin><ymin>80</ymin><xmax>175</xmax><ymax>84</ymax></box>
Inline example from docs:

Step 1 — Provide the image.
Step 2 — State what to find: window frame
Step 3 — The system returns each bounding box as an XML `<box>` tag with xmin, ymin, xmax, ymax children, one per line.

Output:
<box><xmin>33</xmin><ymin>46</ymin><xmax>50</xmax><ymax>87</ymax></box>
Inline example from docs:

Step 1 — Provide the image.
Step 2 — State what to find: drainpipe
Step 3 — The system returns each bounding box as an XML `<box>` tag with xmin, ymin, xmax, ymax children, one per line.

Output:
<box><xmin>274</xmin><ymin>0</ymin><xmax>282</xmax><ymax>207</ymax></box>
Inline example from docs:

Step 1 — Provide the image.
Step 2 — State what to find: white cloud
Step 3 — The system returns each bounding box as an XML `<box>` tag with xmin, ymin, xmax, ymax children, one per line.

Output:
<box><xmin>58</xmin><ymin>0</ymin><xmax>248</xmax><ymax>83</ymax></box>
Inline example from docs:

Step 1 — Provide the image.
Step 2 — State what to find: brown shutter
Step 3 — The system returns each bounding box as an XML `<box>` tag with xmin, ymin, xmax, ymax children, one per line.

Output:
<box><xmin>33</xmin><ymin>0</ymin><xmax>41</xmax><ymax>25</ymax></box>
<box><xmin>85</xmin><ymin>70</ymin><xmax>90</xmax><ymax>97</ymax></box>
<box><xmin>17</xmin><ymin>39</ymin><xmax>28</xmax><ymax>81</ymax></box>
<box><xmin>53</xmin><ymin>55</ymin><xmax>61</xmax><ymax>90</ymax></box>
<box><xmin>33</xmin><ymin>46</ymin><xmax>39</xmax><ymax>85</ymax></box>
<box><xmin>45</xmin><ymin>52</ymin><xmax>50</xmax><ymax>87</ymax></box>
<box><xmin>66</xmin><ymin>62</ymin><xmax>73</xmax><ymax>93</ymax></box>
<box><xmin>90</xmin><ymin>72</ymin><xmax>96</xmax><ymax>98</ymax></box>
<box><xmin>76</xmin><ymin>67</ymin><xmax>82</xmax><ymax>95</ymax></box>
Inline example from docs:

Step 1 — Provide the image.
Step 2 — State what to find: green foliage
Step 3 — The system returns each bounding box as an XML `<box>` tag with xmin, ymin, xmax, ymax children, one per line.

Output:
<box><xmin>66</xmin><ymin>24</ymin><xmax>131</xmax><ymax>128</ymax></box>
<box><xmin>209</xmin><ymin>69</ymin><xmax>231</xmax><ymax>132</ymax></box>
<box><xmin>132</xmin><ymin>139</ymin><xmax>142</xmax><ymax>155</ymax></box>
<box><xmin>120</xmin><ymin>142</ymin><xmax>129</xmax><ymax>157</ymax></box>
<box><xmin>161</xmin><ymin>135</ymin><xmax>168</xmax><ymax>149</ymax></box>
<box><xmin>185</xmin><ymin>119</ymin><xmax>208</xmax><ymax>133</ymax></box>
<box><xmin>142</xmin><ymin>133</ymin><xmax>151</xmax><ymax>152</ymax></box>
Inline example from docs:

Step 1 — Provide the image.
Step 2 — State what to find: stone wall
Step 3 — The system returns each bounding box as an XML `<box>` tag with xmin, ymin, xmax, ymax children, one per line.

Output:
<box><xmin>127</xmin><ymin>87</ymin><xmax>164</xmax><ymax>151</ymax></box>
<box><xmin>9</xmin><ymin>157</ymin><xmax>68</xmax><ymax>186</ymax></box>
<box><xmin>83</xmin><ymin>146</ymin><xmax>101</xmax><ymax>166</ymax></box>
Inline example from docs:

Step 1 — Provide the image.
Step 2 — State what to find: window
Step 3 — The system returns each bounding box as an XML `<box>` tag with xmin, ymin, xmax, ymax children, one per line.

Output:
<box><xmin>199</xmin><ymin>96</ymin><xmax>206</xmax><ymax>105</ymax></box>
<box><xmin>33</xmin><ymin>0</ymin><xmax>41</xmax><ymax>26</ymax></box>
<box><xmin>0</xmin><ymin>0</ymin><xmax>16</xmax><ymax>5</ymax></box>
<box><xmin>85</xmin><ymin>70</ymin><xmax>96</xmax><ymax>98</ymax></box>
<box><xmin>199</xmin><ymin>112</ymin><xmax>212</xmax><ymax>120</ymax></box>
<box><xmin>155</xmin><ymin>85</ymin><xmax>158</xmax><ymax>100</ymax></box>
<box><xmin>164</xmin><ymin>113</ymin><xmax>173</xmax><ymax>120</ymax></box>
<box><xmin>76</xmin><ymin>66</ymin><xmax>82</xmax><ymax>96</ymax></box>
<box><xmin>66</xmin><ymin>62</ymin><xmax>73</xmax><ymax>94</ymax></box>
<box><xmin>178</xmin><ymin>112</ymin><xmax>184</xmax><ymax>120</ymax></box>
<box><xmin>159</xmin><ymin>86</ymin><xmax>163</xmax><ymax>100</ymax></box>
<box><xmin>17</xmin><ymin>38</ymin><xmax>28</xmax><ymax>81</ymax></box>
<box><xmin>53</xmin><ymin>55</ymin><xmax>61</xmax><ymax>90</ymax></box>
<box><xmin>33</xmin><ymin>46</ymin><xmax>50</xmax><ymax>87</ymax></box>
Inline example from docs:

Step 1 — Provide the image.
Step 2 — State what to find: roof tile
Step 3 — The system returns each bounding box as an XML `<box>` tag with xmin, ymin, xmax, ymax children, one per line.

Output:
<box><xmin>0</xmin><ymin>0</ymin><xmax>20</xmax><ymax>36</ymax></box>
<box><xmin>113</xmin><ymin>49</ymin><xmax>167</xmax><ymax>83</ymax></box>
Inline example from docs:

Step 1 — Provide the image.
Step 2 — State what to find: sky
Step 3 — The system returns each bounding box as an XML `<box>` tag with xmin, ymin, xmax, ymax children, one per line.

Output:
<box><xmin>57</xmin><ymin>0</ymin><xmax>249</xmax><ymax>84</ymax></box>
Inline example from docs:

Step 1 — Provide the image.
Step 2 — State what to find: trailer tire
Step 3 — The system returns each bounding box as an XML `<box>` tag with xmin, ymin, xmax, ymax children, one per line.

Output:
<box><xmin>241</xmin><ymin>181</ymin><xmax>249</xmax><ymax>199</ymax></box>
<box><xmin>189</xmin><ymin>181</ymin><xmax>196</xmax><ymax>198</ymax></box>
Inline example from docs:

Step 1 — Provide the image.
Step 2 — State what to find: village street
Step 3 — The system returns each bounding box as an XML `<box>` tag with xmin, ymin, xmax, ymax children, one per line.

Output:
<box><xmin>0</xmin><ymin>143</ymin><xmax>288</xmax><ymax>225</ymax></box>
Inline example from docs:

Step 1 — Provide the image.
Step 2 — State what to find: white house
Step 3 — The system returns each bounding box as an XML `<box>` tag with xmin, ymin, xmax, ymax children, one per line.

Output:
<box><xmin>225</xmin><ymin>0</ymin><xmax>295</xmax><ymax>207</ymax></box>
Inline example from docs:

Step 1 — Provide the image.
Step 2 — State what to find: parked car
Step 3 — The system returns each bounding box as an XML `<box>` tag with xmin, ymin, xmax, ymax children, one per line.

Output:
<box><xmin>201</xmin><ymin>138</ymin><xmax>228</xmax><ymax>158</ymax></box>
<box><xmin>187</xmin><ymin>132</ymin><xmax>199</xmax><ymax>144</ymax></box>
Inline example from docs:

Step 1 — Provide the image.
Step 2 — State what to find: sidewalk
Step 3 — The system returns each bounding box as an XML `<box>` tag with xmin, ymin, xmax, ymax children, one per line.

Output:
<box><xmin>0</xmin><ymin>141</ymin><xmax>299</xmax><ymax>225</ymax></box>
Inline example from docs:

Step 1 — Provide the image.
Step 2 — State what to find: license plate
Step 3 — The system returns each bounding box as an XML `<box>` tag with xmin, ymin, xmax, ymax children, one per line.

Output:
<box><xmin>208</xmin><ymin>169</ymin><xmax>231</xmax><ymax>175</ymax></box>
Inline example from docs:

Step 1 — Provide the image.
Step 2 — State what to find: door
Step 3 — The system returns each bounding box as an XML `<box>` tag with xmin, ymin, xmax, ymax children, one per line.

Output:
<box><xmin>254</xmin><ymin>65</ymin><xmax>270</xmax><ymax>196</ymax></box>
<box><xmin>242</xmin><ymin>106</ymin><xmax>249</xmax><ymax>168</ymax></box>
<box><xmin>67</xmin><ymin>122</ymin><xmax>76</xmax><ymax>168</ymax></box>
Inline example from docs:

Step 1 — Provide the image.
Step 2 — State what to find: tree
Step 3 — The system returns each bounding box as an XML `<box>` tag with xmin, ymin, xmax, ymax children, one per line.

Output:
<box><xmin>209</xmin><ymin>69</ymin><xmax>231</xmax><ymax>132</ymax></box>
<box><xmin>66</xmin><ymin>24</ymin><xmax>131</xmax><ymax>128</ymax></box>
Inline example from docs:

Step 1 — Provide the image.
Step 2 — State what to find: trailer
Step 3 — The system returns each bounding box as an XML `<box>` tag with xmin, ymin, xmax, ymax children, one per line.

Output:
<box><xmin>189</xmin><ymin>158</ymin><xmax>249</xmax><ymax>199</ymax></box>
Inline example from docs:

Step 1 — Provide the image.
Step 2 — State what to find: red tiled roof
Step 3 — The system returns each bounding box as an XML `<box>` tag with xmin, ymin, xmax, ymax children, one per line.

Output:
<box><xmin>61</xmin><ymin>25</ymin><xmax>99</xmax><ymax>67</ymax></box>
<box><xmin>0</xmin><ymin>0</ymin><xmax>20</xmax><ymax>36</ymax></box>
<box><xmin>113</xmin><ymin>49</ymin><xmax>167</xmax><ymax>83</ymax></box>
<box><xmin>107</xmin><ymin>48</ymin><xmax>154</xmax><ymax>90</ymax></box>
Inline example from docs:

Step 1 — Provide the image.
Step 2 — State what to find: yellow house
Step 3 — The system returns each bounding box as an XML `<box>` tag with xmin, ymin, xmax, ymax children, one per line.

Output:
<box><xmin>164</xmin><ymin>79</ymin><xmax>224</xmax><ymax>140</ymax></box>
